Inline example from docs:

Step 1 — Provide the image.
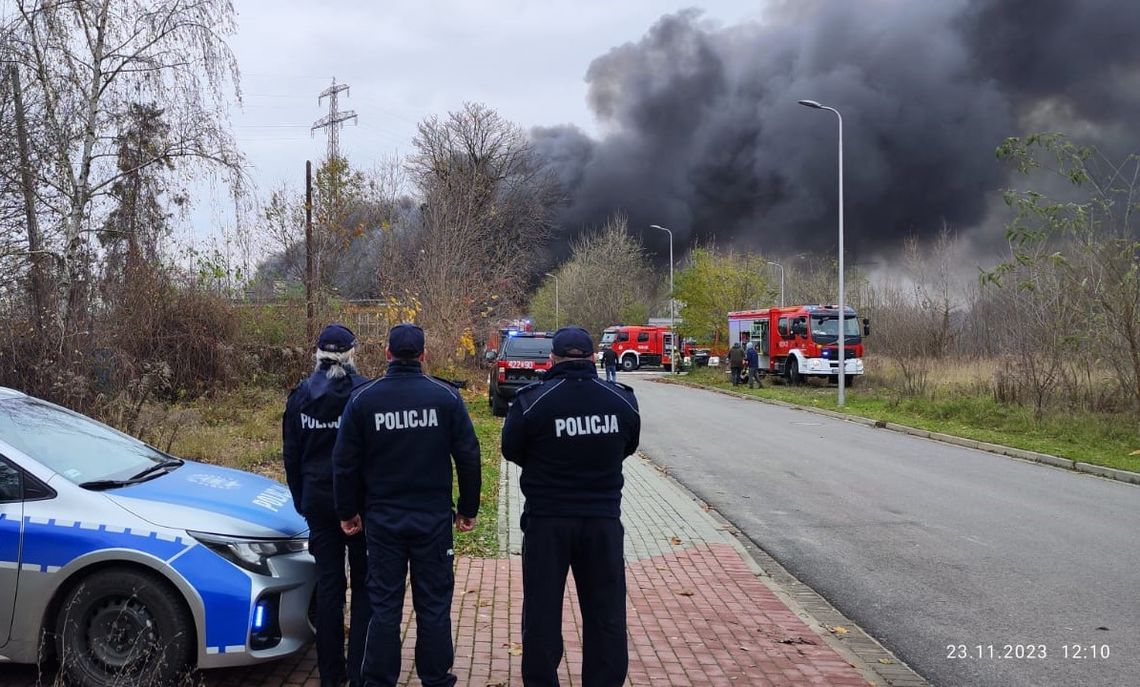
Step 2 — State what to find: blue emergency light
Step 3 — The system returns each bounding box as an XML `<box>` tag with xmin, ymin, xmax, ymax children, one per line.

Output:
<box><xmin>253</xmin><ymin>601</ymin><xmax>268</xmax><ymax>631</ymax></box>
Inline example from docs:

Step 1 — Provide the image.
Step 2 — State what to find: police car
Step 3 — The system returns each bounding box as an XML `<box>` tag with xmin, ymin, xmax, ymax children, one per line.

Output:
<box><xmin>0</xmin><ymin>387</ymin><xmax>315</xmax><ymax>685</ymax></box>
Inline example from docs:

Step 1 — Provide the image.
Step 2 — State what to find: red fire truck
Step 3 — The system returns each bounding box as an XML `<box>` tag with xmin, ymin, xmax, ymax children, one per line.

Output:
<box><xmin>599</xmin><ymin>325</ymin><xmax>689</xmax><ymax>371</ymax></box>
<box><xmin>727</xmin><ymin>305</ymin><xmax>869</xmax><ymax>384</ymax></box>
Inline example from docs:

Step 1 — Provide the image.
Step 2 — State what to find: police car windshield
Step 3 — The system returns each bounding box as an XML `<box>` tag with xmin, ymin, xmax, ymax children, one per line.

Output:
<box><xmin>0</xmin><ymin>398</ymin><xmax>171</xmax><ymax>485</ymax></box>
<box><xmin>502</xmin><ymin>336</ymin><xmax>553</xmax><ymax>359</ymax></box>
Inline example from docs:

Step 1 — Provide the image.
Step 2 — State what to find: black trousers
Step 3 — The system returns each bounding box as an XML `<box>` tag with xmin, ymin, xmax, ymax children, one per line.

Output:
<box><xmin>308</xmin><ymin>517</ymin><xmax>371</xmax><ymax>687</ymax></box>
<box><xmin>361</xmin><ymin>510</ymin><xmax>456</xmax><ymax>687</ymax></box>
<box><xmin>521</xmin><ymin>516</ymin><xmax>627</xmax><ymax>687</ymax></box>
<box><xmin>730</xmin><ymin>365</ymin><xmax>743</xmax><ymax>385</ymax></box>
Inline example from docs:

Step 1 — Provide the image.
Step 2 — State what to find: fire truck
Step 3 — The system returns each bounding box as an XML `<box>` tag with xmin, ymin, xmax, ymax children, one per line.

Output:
<box><xmin>727</xmin><ymin>305</ymin><xmax>869</xmax><ymax>384</ymax></box>
<box><xmin>599</xmin><ymin>325</ymin><xmax>687</xmax><ymax>371</ymax></box>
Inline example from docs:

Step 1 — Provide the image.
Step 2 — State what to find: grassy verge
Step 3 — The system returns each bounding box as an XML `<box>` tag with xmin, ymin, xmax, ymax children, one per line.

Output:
<box><xmin>457</xmin><ymin>389</ymin><xmax>502</xmax><ymax>557</ymax></box>
<box><xmin>679</xmin><ymin>367</ymin><xmax>1140</xmax><ymax>473</ymax></box>
<box><xmin>145</xmin><ymin>384</ymin><xmax>502</xmax><ymax>557</ymax></box>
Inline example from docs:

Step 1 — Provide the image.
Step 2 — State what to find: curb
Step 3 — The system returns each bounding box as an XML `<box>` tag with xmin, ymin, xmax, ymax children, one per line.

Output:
<box><xmin>640</xmin><ymin>453</ymin><xmax>931</xmax><ymax>687</ymax></box>
<box><xmin>654</xmin><ymin>377</ymin><xmax>1140</xmax><ymax>486</ymax></box>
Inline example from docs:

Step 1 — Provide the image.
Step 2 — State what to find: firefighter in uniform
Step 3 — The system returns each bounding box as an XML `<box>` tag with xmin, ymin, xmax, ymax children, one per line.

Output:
<box><xmin>332</xmin><ymin>324</ymin><xmax>481</xmax><ymax>687</ymax></box>
<box><xmin>282</xmin><ymin>323</ymin><xmax>372</xmax><ymax>687</ymax></box>
<box><xmin>502</xmin><ymin>326</ymin><xmax>641</xmax><ymax>687</ymax></box>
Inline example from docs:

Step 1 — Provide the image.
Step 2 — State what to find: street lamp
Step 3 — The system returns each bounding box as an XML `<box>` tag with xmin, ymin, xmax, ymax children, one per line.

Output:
<box><xmin>649</xmin><ymin>224</ymin><xmax>677</xmax><ymax>375</ymax></box>
<box><xmin>544</xmin><ymin>272</ymin><xmax>559</xmax><ymax>329</ymax></box>
<box><xmin>766</xmin><ymin>261</ymin><xmax>785</xmax><ymax>307</ymax></box>
<box><xmin>798</xmin><ymin>98</ymin><xmax>847</xmax><ymax>406</ymax></box>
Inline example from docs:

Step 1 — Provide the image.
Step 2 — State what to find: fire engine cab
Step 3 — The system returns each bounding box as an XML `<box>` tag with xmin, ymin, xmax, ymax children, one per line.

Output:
<box><xmin>599</xmin><ymin>325</ymin><xmax>685</xmax><ymax>372</ymax></box>
<box><xmin>727</xmin><ymin>305</ymin><xmax>869</xmax><ymax>384</ymax></box>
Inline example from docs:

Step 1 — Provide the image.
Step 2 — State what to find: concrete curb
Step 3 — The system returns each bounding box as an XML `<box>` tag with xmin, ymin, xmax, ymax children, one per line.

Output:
<box><xmin>654</xmin><ymin>376</ymin><xmax>1140</xmax><ymax>487</ymax></box>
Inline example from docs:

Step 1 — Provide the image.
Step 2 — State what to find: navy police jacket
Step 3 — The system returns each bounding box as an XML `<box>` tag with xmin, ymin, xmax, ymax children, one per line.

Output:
<box><xmin>282</xmin><ymin>365</ymin><xmax>368</xmax><ymax>521</ymax></box>
<box><xmin>331</xmin><ymin>360</ymin><xmax>481</xmax><ymax>521</ymax></box>
<box><xmin>501</xmin><ymin>360</ymin><xmax>640</xmax><ymax>518</ymax></box>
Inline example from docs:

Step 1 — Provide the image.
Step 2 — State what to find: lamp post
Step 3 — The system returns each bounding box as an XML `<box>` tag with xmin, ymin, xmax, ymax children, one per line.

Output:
<box><xmin>798</xmin><ymin>98</ymin><xmax>846</xmax><ymax>406</ymax></box>
<box><xmin>544</xmin><ymin>272</ymin><xmax>559</xmax><ymax>329</ymax></box>
<box><xmin>766</xmin><ymin>261</ymin><xmax>785</xmax><ymax>307</ymax></box>
<box><xmin>649</xmin><ymin>224</ymin><xmax>677</xmax><ymax>375</ymax></box>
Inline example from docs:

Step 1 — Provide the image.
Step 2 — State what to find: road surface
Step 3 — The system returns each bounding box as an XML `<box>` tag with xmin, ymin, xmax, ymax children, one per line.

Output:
<box><xmin>625</xmin><ymin>375</ymin><xmax>1139</xmax><ymax>687</ymax></box>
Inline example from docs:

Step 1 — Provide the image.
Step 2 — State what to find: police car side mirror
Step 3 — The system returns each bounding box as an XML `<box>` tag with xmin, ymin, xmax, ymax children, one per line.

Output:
<box><xmin>863</xmin><ymin>318</ymin><xmax>871</xmax><ymax>337</ymax></box>
<box><xmin>484</xmin><ymin>350</ymin><xmax>497</xmax><ymax>361</ymax></box>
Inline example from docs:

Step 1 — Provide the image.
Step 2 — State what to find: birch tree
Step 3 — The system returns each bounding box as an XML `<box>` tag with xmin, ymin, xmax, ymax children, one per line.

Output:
<box><xmin>6</xmin><ymin>0</ymin><xmax>243</xmax><ymax>346</ymax></box>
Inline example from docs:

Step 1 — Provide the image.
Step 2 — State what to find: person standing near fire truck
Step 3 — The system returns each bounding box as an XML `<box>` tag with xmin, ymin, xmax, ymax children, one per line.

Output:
<box><xmin>502</xmin><ymin>326</ymin><xmax>641</xmax><ymax>686</ymax></box>
<box><xmin>600</xmin><ymin>345</ymin><xmax>618</xmax><ymax>382</ymax></box>
<box><xmin>728</xmin><ymin>342</ymin><xmax>745</xmax><ymax>386</ymax></box>
<box><xmin>746</xmin><ymin>341</ymin><xmax>762</xmax><ymax>388</ymax></box>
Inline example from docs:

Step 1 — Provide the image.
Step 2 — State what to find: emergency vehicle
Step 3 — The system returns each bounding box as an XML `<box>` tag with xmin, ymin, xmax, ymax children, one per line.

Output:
<box><xmin>0</xmin><ymin>387</ymin><xmax>314</xmax><ymax>684</ymax></box>
<box><xmin>487</xmin><ymin>331</ymin><xmax>553</xmax><ymax>416</ymax></box>
<box><xmin>599</xmin><ymin>325</ymin><xmax>686</xmax><ymax>372</ymax></box>
<box><xmin>481</xmin><ymin>319</ymin><xmax>535</xmax><ymax>365</ymax></box>
<box><xmin>727</xmin><ymin>305</ymin><xmax>869</xmax><ymax>384</ymax></box>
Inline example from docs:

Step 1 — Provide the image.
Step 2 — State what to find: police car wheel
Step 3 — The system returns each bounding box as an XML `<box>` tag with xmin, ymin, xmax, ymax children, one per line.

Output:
<box><xmin>56</xmin><ymin>568</ymin><xmax>193</xmax><ymax>687</ymax></box>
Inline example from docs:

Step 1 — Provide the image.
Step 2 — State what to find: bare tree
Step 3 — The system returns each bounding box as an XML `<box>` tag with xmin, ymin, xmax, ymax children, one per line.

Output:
<box><xmin>408</xmin><ymin>103</ymin><xmax>562</xmax><ymax>360</ymax></box>
<box><xmin>530</xmin><ymin>215</ymin><xmax>657</xmax><ymax>336</ymax></box>
<box><xmin>989</xmin><ymin>133</ymin><xmax>1140</xmax><ymax>414</ymax></box>
<box><xmin>7</xmin><ymin>0</ymin><xmax>243</xmax><ymax>347</ymax></box>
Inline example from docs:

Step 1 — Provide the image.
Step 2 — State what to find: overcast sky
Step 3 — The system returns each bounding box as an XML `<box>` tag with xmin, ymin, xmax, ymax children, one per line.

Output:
<box><xmin>202</xmin><ymin>0</ymin><xmax>763</xmax><ymax>235</ymax></box>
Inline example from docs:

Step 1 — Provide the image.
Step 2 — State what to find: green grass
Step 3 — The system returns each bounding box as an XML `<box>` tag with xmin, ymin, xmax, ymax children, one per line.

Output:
<box><xmin>680</xmin><ymin>367</ymin><xmax>1140</xmax><ymax>473</ymax></box>
<box><xmin>142</xmin><ymin>384</ymin><xmax>503</xmax><ymax>557</ymax></box>
<box><xmin>457</xmin><ymin>390</ymin><xmax>502</xmax><ymax>557</ymax></box>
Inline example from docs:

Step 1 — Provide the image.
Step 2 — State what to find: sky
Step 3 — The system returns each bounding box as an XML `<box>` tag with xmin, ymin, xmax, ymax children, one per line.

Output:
<box><xmin>199</xmin><ymin>0</ymin><xmax>762</xmax><ymax>243</ymax></box>
<box><xmin>196</xmin><ymin>0</ymin><xmax>1140</xmax><ymax>273</ymax></box>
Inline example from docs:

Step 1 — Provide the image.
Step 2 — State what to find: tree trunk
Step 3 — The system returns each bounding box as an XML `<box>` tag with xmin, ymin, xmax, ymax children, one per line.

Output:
<box><xmin>8</xmin><ymin>65</ymin><xmax>50</xmax><ymax>330</ymax></box>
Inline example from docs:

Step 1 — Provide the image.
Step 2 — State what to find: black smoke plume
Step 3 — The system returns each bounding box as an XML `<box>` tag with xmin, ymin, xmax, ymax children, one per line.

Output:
<box><xmin>533</xmin><ymin>0</ymin><xmax>1140</xmax><ymax>260</ymax></box>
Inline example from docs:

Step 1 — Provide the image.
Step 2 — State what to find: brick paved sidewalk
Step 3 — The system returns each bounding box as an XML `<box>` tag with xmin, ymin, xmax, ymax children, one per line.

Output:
<box><xmin>0</xmin><ymin>455</ymin><xmax>880</xmax><ymax>687</ymax></box>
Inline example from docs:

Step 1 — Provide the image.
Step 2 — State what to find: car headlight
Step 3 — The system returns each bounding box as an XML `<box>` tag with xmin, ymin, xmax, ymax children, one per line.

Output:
<box><xmin>189</xmin><ymin>531</ymin><xmax>308</xmax><ymax>576</ymax></box>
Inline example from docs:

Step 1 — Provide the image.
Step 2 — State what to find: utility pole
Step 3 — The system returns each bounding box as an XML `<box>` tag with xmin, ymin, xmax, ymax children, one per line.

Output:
<box><xmin>305</xmin><ymin>160</ymin><xmax>315</xmax><ymax>342</ymax></box>
<box><xmin>311</xmin><ymin>78</ymin><xmax>358</xmax><ymax>163</ymax></box>
<box><xmin>9</xmin><ymin>65</ymin><xmax>48</xmax><ymax>328</ymax></box>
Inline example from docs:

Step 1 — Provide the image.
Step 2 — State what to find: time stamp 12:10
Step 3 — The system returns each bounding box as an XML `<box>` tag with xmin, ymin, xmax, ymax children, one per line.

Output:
<box><xmin>947</xmin><ymin>644</ymin><xmax>1111</xmax><ymax>660</ymax></box>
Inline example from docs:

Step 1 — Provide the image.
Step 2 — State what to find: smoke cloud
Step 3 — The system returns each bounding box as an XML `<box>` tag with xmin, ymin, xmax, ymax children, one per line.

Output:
<box><xmin>534</xmin><ymin>0</ymin><xmax>1140</xmax><ymax>260</ymax></box>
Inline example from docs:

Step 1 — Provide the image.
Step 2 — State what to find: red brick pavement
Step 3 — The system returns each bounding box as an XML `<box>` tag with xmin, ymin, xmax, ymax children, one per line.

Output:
<box><xmin>0</xmin><ymin>543</ymin><xmax>868</xmax><ymax>686</ymax></box>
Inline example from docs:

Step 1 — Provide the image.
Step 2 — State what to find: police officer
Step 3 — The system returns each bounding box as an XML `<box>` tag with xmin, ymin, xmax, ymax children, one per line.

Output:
<box><xmin>332</xmin><ymin>324</ymin><xmax>481</xmax><ymax>687</ymax></box>
<box><xmin>502</xmin><ymin>326</ymin><xmax>640</xmax><ymax>687</ymax></box>
<box><xmin>282</xmin><ymin>323</ymin><xmax>372</xmax><ymax>687</ymax></box>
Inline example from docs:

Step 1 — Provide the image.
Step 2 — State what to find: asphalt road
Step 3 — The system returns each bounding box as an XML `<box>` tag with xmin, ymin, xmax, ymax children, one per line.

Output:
<box><xmin>625</xmin><ymin>375</ymin><xmax>1139</xmax><ymax>687</ymax></box>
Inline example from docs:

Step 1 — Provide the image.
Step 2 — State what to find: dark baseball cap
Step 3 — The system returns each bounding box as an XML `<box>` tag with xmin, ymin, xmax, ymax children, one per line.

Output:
<box><xmin>552</xmin><ymin>326</ymin><xmax>594</xmax><ymax>358</ymax></box>
<box><xmin>388</xmin><ymin>323</ymin><xmax>425</xmax><ymax>358</ymax></box>
<box><xmin>317</xmin><ymin>323</ymin><xmax>356</xmax><ymax>352</ymax></box>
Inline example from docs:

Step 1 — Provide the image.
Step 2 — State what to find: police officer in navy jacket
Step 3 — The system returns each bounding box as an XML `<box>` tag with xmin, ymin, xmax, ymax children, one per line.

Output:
<box><xmin>332</xmin><ymin>324</ymin><xmax>481</xmax><ymax>687</ymax></box>
<box><xmin>282</xmin><ymin>323</ymin><xmax>372</xmax><ymax>687</ymax></box>
<box><xmin>502</xmin><ymin>326</ymin><xmax>640</xmax><ymax>687</ymax></box>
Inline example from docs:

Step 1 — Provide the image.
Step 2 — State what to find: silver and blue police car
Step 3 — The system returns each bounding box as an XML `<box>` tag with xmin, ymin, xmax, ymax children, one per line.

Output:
<box><xmin>0</xmin><ymin>387</ymin><xmax>316</xmax><ymax>685</ymax></box>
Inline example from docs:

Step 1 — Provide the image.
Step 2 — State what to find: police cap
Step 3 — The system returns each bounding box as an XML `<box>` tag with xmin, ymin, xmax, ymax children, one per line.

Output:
<box><xmin>317</xmin><ymin>323</ymin><xmax>356</xmax><ymax>352</ymax></box>
<box><xmin>552</xmin><ymin>326</ymin><xmax>594</xmax><ymax>358</ymax></box>
<box><xmin>388</xmin><ymin>323</ymin><xmax>425</xmax><ymax>358</ymax></box>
